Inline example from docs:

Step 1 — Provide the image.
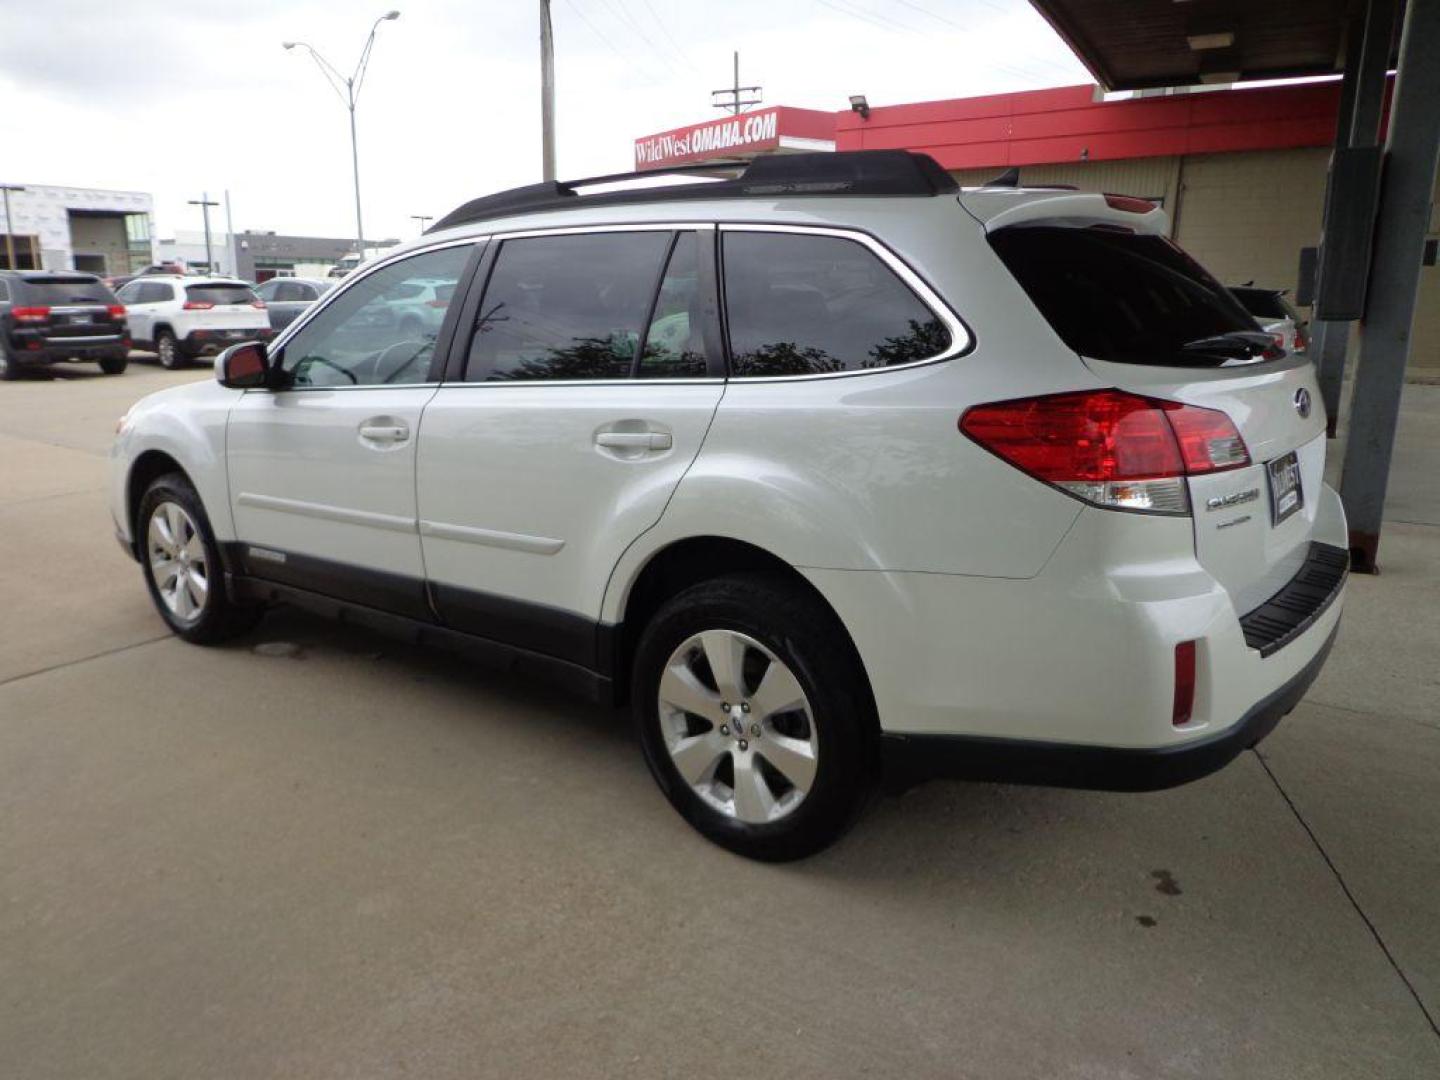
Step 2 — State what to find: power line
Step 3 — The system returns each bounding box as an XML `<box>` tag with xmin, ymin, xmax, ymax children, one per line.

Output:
<box><xmin>637</xmin><ymin>0</ymin><xmax>695</xmax><ymax>70</ymax></box>
<box><xmin>560</xmin><ymin>0</ymin><xmax>666</xmax><ymax>83</ymax></box>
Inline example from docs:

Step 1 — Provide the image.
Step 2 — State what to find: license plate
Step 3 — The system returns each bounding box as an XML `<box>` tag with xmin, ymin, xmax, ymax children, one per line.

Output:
<box><xmin>1267</xmin><ymin>450</ymin><xmax>1304</xmax><ymax>525</ymax></box>
<box><xmin>69</xmin><ymin>313</ymin><xmax>91</xmax><ymax>325</ymax></box>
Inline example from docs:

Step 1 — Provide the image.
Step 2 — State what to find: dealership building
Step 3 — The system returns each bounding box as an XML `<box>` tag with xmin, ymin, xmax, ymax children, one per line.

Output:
<box><xmin>0</xmin><ymin>182</ymin><xmax>155</xmax><ymax>275</ymax></box>
<box><xmin>635</xmin><ymin>81</ymin><xmax>1439</xmax><ymax>375</ymax></box>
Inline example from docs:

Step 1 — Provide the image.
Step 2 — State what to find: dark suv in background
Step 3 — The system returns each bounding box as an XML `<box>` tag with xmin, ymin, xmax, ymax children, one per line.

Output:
<box><xmin>0</xmin><ymin>271</ymin><xmax>131</xmax><ymax>380</ymax></box>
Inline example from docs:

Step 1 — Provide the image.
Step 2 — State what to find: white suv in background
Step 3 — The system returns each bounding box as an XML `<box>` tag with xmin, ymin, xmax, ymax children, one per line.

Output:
<box><xmin>108</xmin><ymin>152</ymin><xmax>1348</xmax><ymax>860</ymax></box>
<box><xmin>116</xmin><ymin>275</ymin><xmax>273</xmax><ymax>369</ymax></box>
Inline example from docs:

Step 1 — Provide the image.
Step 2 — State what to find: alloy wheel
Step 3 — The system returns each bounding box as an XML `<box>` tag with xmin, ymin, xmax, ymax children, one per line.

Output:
<box><xmin>147</xmin><ymin>501</ymin><xmax>209</xmax><ymax>623</ymax></box>
<box><xmin>657</xmin><ymin>629</ymin><xmax>819</xmax><ymax>825</ymax></box>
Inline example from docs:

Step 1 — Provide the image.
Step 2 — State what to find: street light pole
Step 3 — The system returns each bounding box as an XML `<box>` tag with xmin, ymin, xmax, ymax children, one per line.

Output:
<box><xmin>188</xmin><ymin>193</ymin><xmax>219</xmax><ymax>273</ymax></box>
<box><xmin>410</xmin><ymin>214</ymin><xmax>433</xmax><ymax>234</ymax></box>
<box><xmin>540</xmin><ymin>0</ymin><xmax>556</xmax><ymax>181</ymax></box>
<box><xmin>284</xmin><ymin>10</ymin><xmax>400</xmax><ymax>261</ymax></box>
<box><xmin>0</xmin><ymin>184</ymin><xmax>24</xmax><ymax>271</ymax></box>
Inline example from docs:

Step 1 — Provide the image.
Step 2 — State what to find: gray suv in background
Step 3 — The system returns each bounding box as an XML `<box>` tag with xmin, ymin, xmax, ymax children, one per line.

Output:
<box><xmin>255</xmin><ymin>277</ymin><xmax>332</xmax><ymax>332</ymax></box>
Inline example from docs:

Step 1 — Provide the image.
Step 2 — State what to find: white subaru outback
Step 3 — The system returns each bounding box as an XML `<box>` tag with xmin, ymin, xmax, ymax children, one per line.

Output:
<box><xmin>109</xmin><ymin>152</ymin><xmax>1347</xmax><ymax>860</ymax></box>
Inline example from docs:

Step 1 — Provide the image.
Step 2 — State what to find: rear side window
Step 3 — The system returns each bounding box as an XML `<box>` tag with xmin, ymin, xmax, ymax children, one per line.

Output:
<box><xmin>991</xmin><ymin>226</ymin><xmax>1263</xmax><ymax>367</ymax></box>
<box><xmin>722</xmin><ymin>231</ymin><xmax>950</xmax><ymax>377</ymax></box>
<box><xmin>18</xmin><ymin>277</ymin><xmax>114</xmax><ymax>305</ymax></box>
<box><xmin>186</xmin><ymin>284</ymin><xmax>256</xmax><ymax>306</ymax></box>
<box><xmin>467</xmin><ymin>231</ymin><xmax>672</xmax><ymax>381</ymax></box>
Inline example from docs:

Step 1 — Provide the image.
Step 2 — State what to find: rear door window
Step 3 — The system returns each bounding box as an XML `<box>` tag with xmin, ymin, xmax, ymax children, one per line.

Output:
<box><xmin>466</xmin><ymin>231</ymin><xmax>673</xmax><ymax>381</ymax></box>
<box><xmin>721</xmin><ymin>230</ymin><xmax>951</xmax><ymax>377</ymax></box>
<box><xmin>185</xmin><ymin>284</ymin><xmax>257</xmax><ymax>307</ymax></box>
<box><xmin>990</xmin><ymin>226</ymin><xmax>1265</xmax><ymax>367</ymax></box>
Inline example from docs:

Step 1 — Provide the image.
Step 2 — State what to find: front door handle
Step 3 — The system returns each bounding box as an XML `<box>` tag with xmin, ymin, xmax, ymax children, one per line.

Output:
<box><xmin>358</xmin><ymin>420</ymin><xmax>410</xmax><ymax>444</ymax></box>
<box><xmin>595</xmin><ymin>430</ymin><xmax>672</xmax><ymax>451</ymax></box>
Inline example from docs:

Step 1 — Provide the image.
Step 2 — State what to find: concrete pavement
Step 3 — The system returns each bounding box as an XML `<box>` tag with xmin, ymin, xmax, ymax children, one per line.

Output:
<box><xmin>2</xmin><ymin>360</ymin><xmax>1437</xmax><ymax>1078</ymax></box>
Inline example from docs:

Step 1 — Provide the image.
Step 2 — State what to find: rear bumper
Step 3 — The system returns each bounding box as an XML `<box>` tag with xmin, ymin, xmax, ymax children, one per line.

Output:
<box><xmin>880</xmin><ymin>622</ymin><xmax>1337</xmax><ymax>793</ymax></box>
<box><xmin>179</xmin><ymin>327</ymin><xmax>273</xmax><ymax>357</ymax></box>
<box><xmin>7</xmin><ymin>336</ymin><xmax>129</xmax><ymax>363</ymax></box>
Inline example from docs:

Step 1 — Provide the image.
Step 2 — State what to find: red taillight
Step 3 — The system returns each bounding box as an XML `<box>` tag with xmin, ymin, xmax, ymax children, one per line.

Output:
<box><xmin>1103</xmin><ymin>193</ymin><xmax>1156</xmax><ymax>213</ymax></box>
<box><xmin>1173</xmin><ymin>640</ymin><xmax>1197</xmax><ymax>726</ymax></box>
<box><xmin>959</xmin><ymin>389</ymin><xmax>1250</xmax><ymax>514</ymax></box>
<box><xmin>106</xmin><ymin>304</ymin><xmax>125</xmax><ymax>318</ymax></box>
<box><xmin>11</xmin><ymin>305</ymin><xmax>51</xmax><ymax>323</ymax></box>
<box><xmin>183</xmin><ymin>301</ymin><xmax>214</xmax><ymax>310</ymax></box>
<box><xmin>251</xmin><ymin>300</ymin><xmax>267</xmax><ymax>309</ymax></box>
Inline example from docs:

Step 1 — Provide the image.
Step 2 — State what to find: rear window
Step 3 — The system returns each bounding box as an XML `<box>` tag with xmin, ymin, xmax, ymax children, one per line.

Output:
<box><xmin>990</xmin><ymin>226</ymin><xmax>1265</xmax><ymax>367</ymax></box>
<box><xmin>18</xmin><ymin>277</ymin><xmax>115</xmax><ymax>305</ymax></box>
<box><xmin>1230</xmin><ymin>287</ymin><xmax>1288</xmax><ymax>320</ymax></box>
<box><xmin>185</xmin><ymin>284</ymin><xmax>257</xmax><ymax>306</ymax></box>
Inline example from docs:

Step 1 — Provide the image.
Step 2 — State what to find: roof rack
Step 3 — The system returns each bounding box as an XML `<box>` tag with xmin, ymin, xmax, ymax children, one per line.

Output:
<box><xmin>429</xmin><ymin>150</ymin><xmax>959</xmax><ymax>233</ymax></box>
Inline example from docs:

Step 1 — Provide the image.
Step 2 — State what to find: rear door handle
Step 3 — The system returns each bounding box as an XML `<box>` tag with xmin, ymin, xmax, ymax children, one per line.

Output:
<box><xmin>359</xmin><ymin>421</ymin><xmax>410</xmax><ymax>443</ymax></box>
<box><xmin>595</xmin><ymin>431</ymin><xmax>672</xmax><ymax>451</ymax></box>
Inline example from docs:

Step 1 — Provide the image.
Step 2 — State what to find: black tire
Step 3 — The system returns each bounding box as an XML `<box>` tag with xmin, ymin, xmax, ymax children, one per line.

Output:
<box><xmin>0</xmin><ymin>346</ymin><xmax>20</xmax><ymax>381</ymax></box>
<box><xmin>633</xmin><ymin>573</ymin><xmax>875</xmax><ymax>861</ymax></box>
<box><xmin>99</xmin><ymin>354</ymin><xmax>129</xmax><ymax>375</ymax></box>
<box><xmin>155</xmin><ymin>329</ymin><xmax>185</xmax><ymax>369</ymax></box>
<box><xmin>137</xmin><ymin>473</ymin><xmax>263</xmax><ymax>644</ymax></box>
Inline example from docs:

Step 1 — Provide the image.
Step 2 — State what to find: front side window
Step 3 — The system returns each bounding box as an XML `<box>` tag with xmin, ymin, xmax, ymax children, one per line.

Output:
<box><xmin>722</xmin><ymin>231</ymin><xmax>951</xmax><ymax>377</ymax></box>
<box><xmin>279</xmin><ymin>244</ymin><xmax>472</xmax><ymax>387</ymax></box>
<box><xmin>467</xmin><ymin>231</ymin><xmax>672</xmax><ymax>382</ymax></box>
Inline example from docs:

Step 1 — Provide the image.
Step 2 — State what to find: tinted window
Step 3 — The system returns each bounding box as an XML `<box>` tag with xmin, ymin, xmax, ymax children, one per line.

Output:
<box><xmin>638</xmin><ymin>233</ymin><xmax>707</xmax><ymax>379</ymax></box>
<box><xmin>255</xmin><ymin>280</ymin><xmax>280</xmax><ymax>301</ymax></box>
<box><xmin>270</xmin><ymin>281</ymin><xmax>302</xmax><ymax>303</ymax></box>
<box><xmin>991</xmin><ymin>227</ymin><xmax>1264</xmax><ymax>367</ymax></box>
<box><xmin>141</xmin><ymin>282</ymin><xmax>174</xmax><ymax>303</ymax></box>
<box><xmin>280</xmin><ymin>244</ymin><xmax>471</xmax><ymax>387</ymax></box>
<box><xmin>722</xmin><ymin>232</ymin><xmax>949</xmax><ymax>377</ymax></box>
<box><xmin>19</xmin><ymin>277</ymin><xmax>114</xmax><ymax>305</ymax></box>
<box><xmin>186</xmin><ymin>284</ymin><xmax>256</xmax><ymax>306</ymax></box>
<box><xmin>468</xmin><ymin>231</ymin><xmax>672</xmax><ymax>381</ymax></box>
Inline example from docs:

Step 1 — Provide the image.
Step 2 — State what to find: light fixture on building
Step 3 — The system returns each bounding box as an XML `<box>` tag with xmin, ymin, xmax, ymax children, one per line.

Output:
<box><xmin>849</xmin><ymin>94</ymin><xmax>871</xmax><ymax>120</ymax></box>
<box><xmin>1187</xmin><ymin>30</ymin><xmax>1235</xmax><ymax>50</ymax></box>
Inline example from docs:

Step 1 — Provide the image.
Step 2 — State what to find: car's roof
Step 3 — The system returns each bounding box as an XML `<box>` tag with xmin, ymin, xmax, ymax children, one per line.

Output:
<box><xmin>140</xmin><ymin>275</ymin><xmax>252</xmax><ymax>287</ymax></box>
<box><xmin>1</xmin><ymin>270</ymin><xmax>101</xmax><ymax>283</ymax></box>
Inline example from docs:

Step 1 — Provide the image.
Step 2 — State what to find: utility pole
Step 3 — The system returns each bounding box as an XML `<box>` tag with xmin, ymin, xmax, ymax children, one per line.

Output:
<box><xmin>284</xmin><ymin>11</ymin><xmax>401</xmax><ymax>261</ymax></box>
<box><xmin>540</xmin><ymin>0</ymin><xmax>556</xmax><ymax>181</ymax></box>
<box><xmin>224</xmin><ymin>190</ymin><xmax>237</xmax><ymax>277</ymax></box>
<box><xmin>711</xmin><ymin>51</ymin><xmax>762</xmax><ymax>115</ymax></box>
<box><xmin>0</xmin><ymin>184</ymin><xmax>23</xmax><ymax>271</ymax></box>
<box><xmin>410</xmin><ymin>214</ymin><xmax>433</xmax><ymax>234</ymax></box>
<box><xmin>188</xmin><ymin>193</ymin><xmax>219</xmax><ymax>273</ymax></box>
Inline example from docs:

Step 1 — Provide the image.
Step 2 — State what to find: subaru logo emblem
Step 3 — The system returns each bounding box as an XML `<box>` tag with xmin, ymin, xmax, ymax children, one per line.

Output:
<box><xmin>1294</xmin><ymin>388</ymin><xmax>1312</xmax><ymax>419</ymax></box>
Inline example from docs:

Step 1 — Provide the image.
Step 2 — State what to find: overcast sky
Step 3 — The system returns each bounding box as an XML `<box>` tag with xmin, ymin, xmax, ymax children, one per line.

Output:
<box><xmin>0</xmin><ymin>0</ymin><xmax>1087</xmax><ymax>244</ymax></box>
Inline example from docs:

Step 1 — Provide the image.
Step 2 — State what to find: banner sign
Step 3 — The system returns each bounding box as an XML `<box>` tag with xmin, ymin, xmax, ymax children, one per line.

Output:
<box><xmin>635</xmin><ymin>107</ymin><xmax>836</xmax><ymax>170</ymax></box>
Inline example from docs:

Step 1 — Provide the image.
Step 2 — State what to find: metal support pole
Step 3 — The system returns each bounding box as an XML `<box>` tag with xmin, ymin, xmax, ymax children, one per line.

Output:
<box><xmin>349</xmin><ymin>97</ymin><xmax>365</xmax><ymax>258</ymax></box>
<box><xmin>0</xmin><ymin>184</ymin><xmax>23</xmax><ymax>271</ymax></box>
<box><xmin>1314</xmin><ymin>0</ymin><xmax>1398</xmax><ymax>432</ymax></box>
<box><xmin>224</xmin><ymin>190</ymin><xmax>236</xmax><ymax>278</ymax></box>
<box><xmin>1338</xmin><ymin>0</ymin><xmax>1440</xmax><ymax>572</ymax></box>
<box><xmin>540</xmin><ymin>0</ymin><xmax>556</xmax><ymax>181</ymax></box>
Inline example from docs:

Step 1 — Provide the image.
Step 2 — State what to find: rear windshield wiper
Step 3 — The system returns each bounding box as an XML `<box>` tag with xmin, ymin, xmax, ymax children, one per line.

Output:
<box><xmin>1180</xmin><ymin>330</ymin><xmax>1278</xmax><ymax>363</ymax></box>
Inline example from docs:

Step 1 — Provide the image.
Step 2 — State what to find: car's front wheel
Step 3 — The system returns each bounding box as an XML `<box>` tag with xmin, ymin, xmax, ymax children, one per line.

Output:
<box><xmin>633</xmin><ymin>573</ymin><xmax>875</xmax><ymax>861</ymax></box>
<box><xmin>137</xmin><ymin>474</ymin><xmax>262</xmax><ymax>643</ymax></box>
<box><xmin>155</xmin><ymin>330</ymin><xmax>184</xmax><ymax>370</ymax></box>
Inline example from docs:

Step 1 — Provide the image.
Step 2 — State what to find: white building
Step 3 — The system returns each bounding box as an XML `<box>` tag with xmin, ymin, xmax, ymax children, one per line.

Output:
<box><xmin>0</xmin><ymin>182</ymin><xmax>156</xmax><ymax>275</ymax></box>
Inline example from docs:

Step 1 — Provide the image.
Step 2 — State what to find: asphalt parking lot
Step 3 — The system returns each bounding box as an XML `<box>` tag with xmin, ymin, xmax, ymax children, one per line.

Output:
<box><xmin>2</xmin><ymin>358</ymin><xmax>1438</xmax><ymax>1079</ymax></box>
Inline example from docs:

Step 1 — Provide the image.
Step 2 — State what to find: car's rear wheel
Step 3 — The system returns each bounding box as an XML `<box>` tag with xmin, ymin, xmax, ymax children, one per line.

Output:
<box><xmin>138</xmin><ymin>474</ymin><xmax>262</xmax><ymax>643</ymax></box>
<box><xmin>99</xmin><ymin>354</ymin><xmax>128</xmax><ymax>375</ymax></box>
<box><xmin>634</xmin><ymin>573</ymin><xmax>874</xmax><ymax>861</ymax></box>
<box><xmin>155</xmin><ymin>330</ymin><xmax>184</xmax><ymax>370</ymax></box>
<box><xmin>0</xmin><ymin>346</ymin><xmax>20</xmax><ymax>380</ymax></box>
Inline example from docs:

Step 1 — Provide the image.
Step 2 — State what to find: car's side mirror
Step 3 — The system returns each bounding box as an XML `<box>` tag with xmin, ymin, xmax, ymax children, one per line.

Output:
<box><xmin>217</xmin><ymin>341</ymin><xmax>272</xmax><ymax>389</ymax></box>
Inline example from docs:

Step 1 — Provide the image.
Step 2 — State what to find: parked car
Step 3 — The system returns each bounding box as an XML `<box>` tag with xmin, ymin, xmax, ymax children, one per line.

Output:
<box><xmin>254</xmin><ymin>277</ymin><xmax>332</xmax><ymax>333</ymax></box>
<box><xmin>1231</xmin><ymin>284</ymin><xmax>1309</xmax><ymax>354</ymax></box>
<box><xmin>0</xmin><ymin>270</ymin><xmax>130</xmax><ymax>379</ymax></box>
<box><xmin>105</xmin><ymin>262</ymin><xmax>186</xmax><ymax>291</ymax></box>
<box><xmin>109</xmin><ymin>152</ymin><xmax>1348</xmax><ymax>860</ymax></box>
<box><xmin>328</xmin><ymin>252</ymin><xmax>363</xmax><ymax>279</ymax></box>
<box><xmin>115</xmin><ymin>275</ymin><xmax>272</xmax><ymax>369</ymax></box>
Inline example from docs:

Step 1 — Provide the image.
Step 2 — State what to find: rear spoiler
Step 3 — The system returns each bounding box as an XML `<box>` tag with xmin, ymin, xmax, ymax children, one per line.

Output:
<box><xmin>959</xmin><ymin>189</ymin><xmax>1170</xmax><ymax>235</ymax></box>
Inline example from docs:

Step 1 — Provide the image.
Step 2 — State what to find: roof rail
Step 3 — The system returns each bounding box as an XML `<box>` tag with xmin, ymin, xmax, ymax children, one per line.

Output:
<box><xmin>429</xmin><ymin>150</ymin><xmax>959</xmax><ymax>233</ymax></box>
